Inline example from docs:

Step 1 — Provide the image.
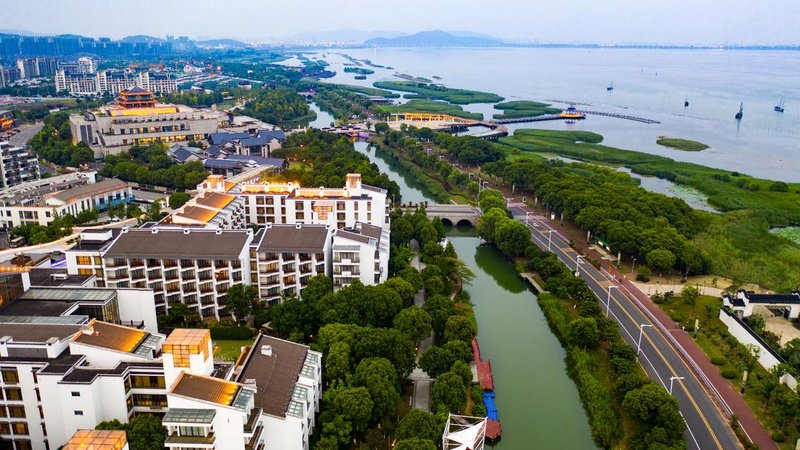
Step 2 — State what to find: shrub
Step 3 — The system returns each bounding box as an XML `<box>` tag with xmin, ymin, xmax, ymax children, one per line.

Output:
<box><xmin>772</xmin><ymin>431</ymin><xmax>785</xmax><ymax>443</ymax></box>
<box><xmin>636</xmin><ymin>266</ymin><xmax>651</xmax><ymax>282</ymax></box>
<box><xmin>711</xmin><ymin>356</ymin><xmax>727</xmax><ymax>366</ymax></box>
<box><xmin>210</xmin><ymin>326</ymin><xmax>255</xmax><ymax>340</ymax></box>
<box><xmin>721</xmin><ymin>367</ymin><xmax>738</xmax><ymax>379</ymax></box>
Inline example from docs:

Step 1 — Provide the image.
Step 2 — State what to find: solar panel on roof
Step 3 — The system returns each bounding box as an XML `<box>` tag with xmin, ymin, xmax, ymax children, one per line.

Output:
<box><xmin>232</xmin><ymin>388</ymin><xmax>254</xmax><ymax>410</ymax></box>
<box><xmin>287</xmin><ymin>400</ymin><xmax>304</xmax><ymax>418</ymax></box>
<box><xmin>163</xmin><ymin>408</ymin><xmax>216</xmax><ymax>424</ymax></box>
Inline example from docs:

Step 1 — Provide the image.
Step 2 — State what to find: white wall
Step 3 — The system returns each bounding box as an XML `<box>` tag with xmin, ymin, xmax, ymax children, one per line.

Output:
<box><xmin>719</xmin><ymin>309</ymin><xmax>798</xmax><ymax>389</ymax></box>
<box><xmin>262</xmin><ymin>414</ymin><xmax>305</xmax><ymax>450</ymax></box>
<box><xmin>116</xmin><ymin>288</ymin><xmax>158</xmax><ymax>332</ymax></box>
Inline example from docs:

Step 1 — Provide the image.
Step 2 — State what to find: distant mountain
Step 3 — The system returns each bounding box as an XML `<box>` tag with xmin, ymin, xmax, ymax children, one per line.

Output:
<box><xmin>0</xmin><ymin>29</ymin><xmax>39</xmax><ymax>36</ymax></box>
<box><xmin>288</xmin><ymin>29</ymin><xmax>405</xmax><ymax>43</ymax></box>
<box><xmin>195</xmin><ymin>38</ymin><xmax>250</xmax><ymax>49</ymax></box>
<box><xmin>121</xmin><ymin>35</ymin><xmax>165</xmax><ymax>43</ymax></box>
<box><xmin>365</xmin><ymin>30</ymin><xmax>505</xmax><ymax>47</ymax></box>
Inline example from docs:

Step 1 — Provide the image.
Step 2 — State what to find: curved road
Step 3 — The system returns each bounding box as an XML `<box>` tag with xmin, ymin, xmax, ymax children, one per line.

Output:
<box><xmin>506</xmin><ymin>200</ymin><xmax>741</xmax><ymax>450</ymax></box>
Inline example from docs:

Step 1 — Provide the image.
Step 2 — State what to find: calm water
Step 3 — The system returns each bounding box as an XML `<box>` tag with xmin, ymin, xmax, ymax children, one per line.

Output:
<box><xmin>316</xmin><ymin>48</ymin><xmax>800</xmax><ymax>182</ymax></box>
<box><xmin>346</xmin><ymin>130</ymin><xmax>595</xmax><ymax>448</ymax></box>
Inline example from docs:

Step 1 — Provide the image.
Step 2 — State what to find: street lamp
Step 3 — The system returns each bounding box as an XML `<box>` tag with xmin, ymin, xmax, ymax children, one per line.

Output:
<box><xmin>575</xmin><ymin>255</ymin><xmax>584</xmax><ymax>273</ymax></box>
<box><xmin>547</xmin><ymin>229</ymin><xmax>554</xmax><ymax>251</ymax></box>
<box><xmin>631</xmin><ymin>257</ymin><xmax>637</xmax><ymax>275</ymax></box>
<box><xmin>637</xmin><ymin>323</ymin><xmax>653</xmax><ymax>355</ymax></box>
<box><xmin>669</xmin><ymin>376</ymin><xmax>685</xmax><ymax>395</ymax></box>
<box><xmin>606</xmin><ymin>285</ymin><xmax>618</xmax><ymax>317</ymax></box>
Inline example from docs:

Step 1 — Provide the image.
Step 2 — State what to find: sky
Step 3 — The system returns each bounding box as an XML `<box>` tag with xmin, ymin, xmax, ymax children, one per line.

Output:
<box><xmin>2</xmin><ymin>0</ymin><xmax>799</xmax><ymax>45</ymax></box>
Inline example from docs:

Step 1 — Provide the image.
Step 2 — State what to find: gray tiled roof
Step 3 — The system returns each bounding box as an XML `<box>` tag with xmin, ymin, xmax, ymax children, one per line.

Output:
<box><xmin>257</xmin><ymin>224</ymin><xmax>329</xmax><ymax>253</ymax></box>
<box><xmin>103</xmin><ymin>228</ymin><xmax>250</xmax><ymax>259</ymax></box>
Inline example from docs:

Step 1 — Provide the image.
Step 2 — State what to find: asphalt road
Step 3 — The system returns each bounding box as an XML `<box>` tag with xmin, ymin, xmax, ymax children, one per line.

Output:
<box><xmin>6</xmin><ymin>122</ymin><xmax>44</xmax><ymax>146</ymax></box>
<box><xmin>506</xmin><ymin>200</ymin><xmax>740</xmax><ymax>450</ymax></box>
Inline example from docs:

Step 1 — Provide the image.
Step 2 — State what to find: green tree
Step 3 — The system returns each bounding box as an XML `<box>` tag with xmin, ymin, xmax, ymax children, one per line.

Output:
<box><xmin>374</xmin><ymin>122</ymin><xmax>390</xmax><ymax>134</ymax></box>
<box><xmin>146</xmin><ymin>199</ymin><xmax>164</xmax><ymax>222</ymax></box>
<box><xmin>325</xmin><ymin>341</ymin><xmax>351</xmax><ymax>382</ymax></box>
<box><xmin>623</xmin><ymin>383</ymin><xmax>685</xmax><ymax>447</ymax></box>
<box><xmin>432</xmin><ymin>372</ymin><xmax>467</xmax><ymax>413</ymax></box>
<box><xmin>494</xmin><ymin>219</ymin><xmax>530</xmax><ymax>257</ymax></box>
<box><xmin>393</xmin><ymin>307</ymin><xmax>433</xmax><ymax>342</ymax></box>
<box><xmin>226</xmin><ymin>284</ymin><xmax>257</xmax><ymax>325</ymax></box>
<box><xmin>450</xmin><ymin>360</ymin><xmax>473</xmax><ymax>386</ymax></box>
<box><xmin>168</xmin><ymin>191</ymin><xmax>191</xmax><ymax>209</ymax></box>
<box><xmin>300</xmin><ymin>274</ymin><xmax>332</xmax><ymax>303</ymax></box>
<box><xmin>395</xmin><ymin>438</ymin><xmax>437</xmax><ymax>450</ymax></box>
<box><xmin>354</xmin><ymin>358</ymin><xmax>400</xmax><ymax>420</ymax></box>
<box><xmin>321</xmin><ymin>415</ymin><xmax>352</xmax><ymax>446</ymax></box>
<box><xmin>681</xmin><ymin>284</ymin><xmax>700</xmax><ymax>315</ymax></box>
<box><xmin>647</xmin><ymin>249</ymin><xmax>677</xmax><ymax>272</ymax></box>
<box><xmin>419</xmin><ymin>346</ymin><xmax>455</xmax><ymax>378</ymax></box>
<box><xmin>443</xmin><ymin>340</ymin><xmax>472</xmax><ymax>363</ymax></box>
<box><xmin>444</xmin><ymin>315</ymin><xmax>477</xmax><ymax>344</ymax></box>
<box><xmin>127</xmin><ymin>414</ymin><xmax>167</xmax><ymax>450</ymax></box>
<box><xmin>396</xmin><ymin>409</ymin><xmax>441</xmax><ymax>442</ymax></box>
<box><xmin>568</xmin><ymin>317</ymin><xmax>601</xmax><ymax>349</ymax></box>
<box><xmin>478</xmin><ymin>189</ymin><xmax>506</xmax><ymax>212</ymax></box>
<box><xmin>391</xmin><ymin>216</ymin><xmax>415</xmax><ymax>245</ymax></box>
<box><xmin>333</xmin><ymin>387</ymin><xmax>374</xmax><ymax>433</ymax></box>
<box><xmin>476</xmin><ymin>207</ymin><xmax>508</xmax><ymax>242</ymax></box>
<box><xmin>385</xmin><ymin>277</ymin><xmax>417</xmax><ymax>304</ymax></box>
<box><xmin>158</xmin><ymin>303</ymin><xmax>201</xmax><ymax>329</ymax></box>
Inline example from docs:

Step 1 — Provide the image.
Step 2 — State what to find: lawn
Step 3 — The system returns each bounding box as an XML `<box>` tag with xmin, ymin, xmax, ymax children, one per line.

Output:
<box><xmin>492</xmin><ymin>100</ymin><xmax>561</xmax><ymax>119</ymax></box>
<box><xmin>215</xmin><ymin>339</ymin><xmax>255</xmax><ymax>360</ymax></box>
<box><xmin>498</xmin><ymin>129</ymin><xmax>800</xmax><ymax>291</ymax></box>
<box><xmin>656</xmin><ymin>137</ymin><xmax>709</xmax><ymax>151</ymax></box>
<box><xmin>374</xmin><ymin>99</ymin><xmax>483</xmax><ymax>120</ymax></box>
<box><xmin>373</xmin><ymin>81</ymin><xmax>504</xmax><ymax>104</ymax></box>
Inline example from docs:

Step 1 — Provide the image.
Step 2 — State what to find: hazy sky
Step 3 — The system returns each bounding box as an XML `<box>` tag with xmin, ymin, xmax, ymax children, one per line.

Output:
<box><xmin>2</xmin><ymin>0</ymin><xmax>799</xmax><ymax>45</ymax></box>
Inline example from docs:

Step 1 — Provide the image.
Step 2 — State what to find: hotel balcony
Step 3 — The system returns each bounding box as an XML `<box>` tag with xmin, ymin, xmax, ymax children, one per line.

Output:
<box><xmin>165</xmin><ymin>432</ymin><xmax>215</xmax><ymax>447</ymax></box>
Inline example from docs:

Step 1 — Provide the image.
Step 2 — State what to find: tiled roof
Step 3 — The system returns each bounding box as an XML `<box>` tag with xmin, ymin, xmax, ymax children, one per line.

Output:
<box><xmin>103</xmin><ymin>228</ymin><xmax>250</xmax><ymax>259</ymax></box>
<box><xmin>258</xmin><ymin>224</ymin><xmax>330</xmax><ymax>253</ymax></box>
<box><xmin>236</xmin><ymin>334</ymin><xmax>310</xmax><ymax>417</ymax></box>
<box><xmin>171</xmin><ymin>372</ymin><xmax>241</xmax><ymax>407</ymax></box>
<box><xmin>51</xmin><ymin>178</ymin><xmax>129</xmax><ymax>203</ymax></box>
<box><xmin>0</xmin><ymin>323</ymin><xmax>82</xmax><ymax>343</ymax></box>
<box><xmin>71</xmin><ymin>320</ymin><xmax>148</xmax><ymax>354</ymax></box>
<box><xmin>64</xmin><ymin>429</ymin><xmax>127</xmax><ymax>450</ymax></box>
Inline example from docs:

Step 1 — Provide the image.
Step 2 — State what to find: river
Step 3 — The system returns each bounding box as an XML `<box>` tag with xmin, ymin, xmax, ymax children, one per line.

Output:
<box><xmin>314</xmin><ymin>48</ymin><xmax>800</xmax><ymax>182</ymax></box>
<box><xmin>349</xmin><ymin>138</ymin><xmax>596</xmax><ymax>449</ymax></box>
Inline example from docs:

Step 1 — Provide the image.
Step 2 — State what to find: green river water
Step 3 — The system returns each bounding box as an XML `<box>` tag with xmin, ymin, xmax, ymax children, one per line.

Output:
<box><xmin>352</xmin><ymin>140</ymin><xmax>596</xmax><ymax>449</ymax></box>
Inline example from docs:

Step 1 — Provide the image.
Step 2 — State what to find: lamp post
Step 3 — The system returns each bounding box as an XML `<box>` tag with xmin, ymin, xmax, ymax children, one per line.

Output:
<box><xmin>632</xmin><ymin>257</ymin><xmax>637</xmax><ymax>275</ymax></box>
<box><xmin>669</xmin><ymin>376</ymin><xmax>685</xmax><ymax>395</ymax></box>
<box><xmin>575</xmin><ymin>255</ymin><xmax>583</xmax><ymax>273</ymax></box>
<box><xmin>606</xmin><ymin>285</ymin><xmax>618</xmax><ymax>317</ymax></box>
<box><xmin>636</xmin><ymin>323</ymin><xmax>653</xmax><ymax>355</ymax></box>
<box><xmin>548</xmin><ymin>229</ymin><xmax>554</xmax><ymax>251</ymax></box>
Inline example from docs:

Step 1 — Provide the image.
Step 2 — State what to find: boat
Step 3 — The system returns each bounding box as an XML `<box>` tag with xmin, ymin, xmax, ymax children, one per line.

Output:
<box><xmin>774</xmin><ymin>97</ymin><xmax>785</xmax><ymax>113</ymax></box>
<box><xmin>735</xmin><ymin>102</ymin><xmax>743</xmax><ymax>120</ymax></box>
<box><xmin>354</xmin><ymin>74</ymin><xmax>367</xmax><ymax>80</ymax></box>
<box><xmin>559</xmin><ymin>104</ymin><xmax>586</xmax><ymax>120</ymax></box>
<box><xmin>607</xmin><ymin>82</ymin><xmax>614</xmax><ymax>91</ymax></box>
<box><xmin>684</xmin><ymin>96</ymin><xmax>689</xmax><ymax>107</ymax></box>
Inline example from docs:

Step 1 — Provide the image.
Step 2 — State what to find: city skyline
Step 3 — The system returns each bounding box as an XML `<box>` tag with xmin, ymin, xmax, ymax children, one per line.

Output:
<box><xmin>2</xmin><ymin>0</ymin><xmax>800</xmax><ymax>45</ymax></box>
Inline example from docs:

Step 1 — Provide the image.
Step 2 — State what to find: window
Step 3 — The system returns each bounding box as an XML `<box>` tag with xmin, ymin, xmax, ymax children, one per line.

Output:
<box><xmin>0</xmin><ymin>368</ymin><xmax>19</xmax><ymax>383</ymax></box>
<box><xmin>71</xmin><ymin>392</ymin><xmax>80</xmax><ymax>397</ymax></box>
<box><xmin>8</xmin><ymin>406</ymin><xmax>25</xmax><ymax>418</ymax></box>
<box><xmin>130</xmin><ymin>375</ymin><xmax>165</xmax><ymax>389</ymax></box>
<box><xmin>12</xmin><ymin>422</ymin><xmax>28</xmax><ymax>435</ymax></box>
<box><xmin>76</xmin><ymin>256</ymin><xmax>92</xmax><ymax>265</ymax></box>
<box><xmin>78</xmin><ymin>268</ymin><xmax>93</xmax><ymax>276</ymax></box>
<box><xmin>4</xmin><ymin>387</ymin><xmax>22</xmax><ymax>401</ymax></box>
<box><xmin>131</xmin><ymin>393</ymin><xmax>167</xmax><ymax>407</ymax></box>
<box><xmin>74</xmin><ymin>410</ymin><xmax>83</xmax><ymax>416</ymax></box>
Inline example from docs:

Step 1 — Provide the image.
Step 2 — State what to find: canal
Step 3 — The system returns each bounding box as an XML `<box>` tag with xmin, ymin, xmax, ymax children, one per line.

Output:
<box><xmin>347</xmin><ymin>134</ymin><xmax>596</xmax><ymax>448</ymax></box>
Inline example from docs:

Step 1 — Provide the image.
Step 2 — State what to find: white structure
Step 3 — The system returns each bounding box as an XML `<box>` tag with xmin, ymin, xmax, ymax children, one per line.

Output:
<box><xmin>57</xmin><ymin>69</ymin><xmax>177</xmax><ymax>97</ymax></box>
<box><xmin>0</xmin><ymin>172</ymin><xmax>132</xmax><ymax>230</ymax></box>
<box><xmin>69</xmin><ymin>88</ymin><xmax>225</xmax><ymax>156</ymax></box>
<box><xmin>0</xmin><ymin>141</ymin><xmax>40</xmax><ymax>189</ymax></box>
<box><xmin>443</xmin><ymin>414</ymin><xmax>487</xmax><ymax>450</ymax></box>
<box><xmin>251</xmin><ymin>224</ymin><xmax>332</xmax><ymax>304</ymax></box>
<box><xmin>723</xmin><ymin>289</ymin><xmax>800</xmax><ymax>319</ymax></box>
<box><xmin>64</xmin><ymin>429</ymin><xmax>129</xmax><ymax>450</ymax></box>
<box><xmin>332</xmin><ymin>222</ymin><xmax>390</xmax><ymax>288</ymax></box>
<box><xmin>164</xmin><ymin>191</ymin><xmax>246</xmax><ymax>229</ymax></box>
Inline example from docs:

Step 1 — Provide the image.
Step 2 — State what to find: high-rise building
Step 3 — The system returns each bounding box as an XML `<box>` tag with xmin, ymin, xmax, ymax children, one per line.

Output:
<box><xmin>15</xmin><ymin>57</ymin><xmax>58</xmax><ymax>78</ymax></box>
<box><xmin>0</xmin><ymin>141</ymin><xmax>40</xmax><ymax>189</ymax></box>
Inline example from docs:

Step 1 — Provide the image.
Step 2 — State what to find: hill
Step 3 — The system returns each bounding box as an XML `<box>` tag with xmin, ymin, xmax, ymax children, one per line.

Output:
<box><xmin>365</xmin><ymin>30</ymin><xmax>504</xmax><ymax>47</ymax></box>
<box><xmin>195</xmin><ymin>39</ymin><xmax>250</xmax><ymax>48</ymax></box>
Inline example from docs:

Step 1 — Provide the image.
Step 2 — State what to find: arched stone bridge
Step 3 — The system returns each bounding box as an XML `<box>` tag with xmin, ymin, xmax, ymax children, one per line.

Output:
<box><xmin>402</xmin><ymin>204</ymin><xmax>481</xmax><ymax>227</ymax></box>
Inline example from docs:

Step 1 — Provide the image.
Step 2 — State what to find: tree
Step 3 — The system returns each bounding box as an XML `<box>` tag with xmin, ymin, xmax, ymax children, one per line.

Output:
<box><xmin>451</xmin><ymin>360</ymin><xmax>473</xmax><ymax>386</ymax></box>
<box><xmin>325</xmin><ymin>341</ymin><xmax>351</xmax><ymax>382</ymax></box>
<box><xmin>168</xmin><ymin>191</ymin><xmax>191</xmax><ymax>209</ymax></box>
<box><xmin>623</xmin><ymin>383</ymin><xmax>685</xmax><ymax>445</ymax></box>
<box><xmin>126</xmin><ymin>414</ymin><xmax>167</xmax><ymax>450</ymax></box>
<box><xmin>391</xmin><ymin>216</ymin><xmax>415</xmax><ymax>246</ymax></box>
<box><xmin>478</xmin><ymin>189</ymin><xmax>506</xmax><ymax>212</ymax></box>
<box><xmin>374</xmin><ymin>122</ymin><xmax>390</xmax><ymax>134</ymax></box>
<box><xmin>315</xmin><ymin>436</ymin><xmax>340</xmax><ymax>450</ymax></box>
<box><xmin>476</xmin><ymin>207</ymin><xmax>508</xmax><ymax>242</ymax></box>
<box><xmin>354</xmin><ymin>358</ymin><xmax>400</xmax><ymax>421</ymax></box>
<box><xmin>444</xmin><ymin>315</ymin><xmax>477</xmax><ymax>344</ymax></box>
<box><xmin>681</xmin><ymin>284</ymin><xmax>700</xmax><ymax>315</ymax></box>
<box><xmin>494</xmin><ymin>219</ymin><xmax>531</xmax><ymax>257</ymax></box>
<box><xmin>393</xmin><ymin>307</ymin><xmax>433</xmax><ymax>342</ymax></box>
<box><xmin>568</xmin><ymin>317</ymin><xmax>601</xmax><ymax>349</ymax></box>
<box><xmin>301</xmin><ymin>274</ymin><xmax>333</xmax><ymax>303</ymax></box>
<box><xmin>333</xmin><ymin>387</ymin><xmax>374</xmax><ymax>433</ymax></box>
<box><xmin>385</xmin><ymin>277</ymin><xmax>417</xmax><ymax>304</ymax></box>
<box><xmin>321</xmin><ymin>415</ymin><xmax>352</xmax><ymax>446</ymax></box>
<box><xmin>395</xmin><ymin>439</ymin><xmax>437</xmax><ymax>450</ymax></box>
<box><xmin>444</xmin><ymin>340</ymin><xmax>472</xmax><ymax>363</ymax></box>
<box><xmin>158</xmin><ymin>302</ymin><xmax>201</xmax><ymax>329</ymax></box>
<box><xmin>226</xmin><ymin>284</ymin><xmax>257</xmax><ymax>325</ymax></box>
<box><xmin>396</xmin><ymin>409</ymin><xmax>441</xmax><ymax>442</ymax></box>
<box><xmin>419</xmin><ymin>346</ymin><xmax>455</xmax><ymax>379</ymax></box>
<box><xmin>146</xmin><ymin>199</ymin><xmax>164</xmax><ymax>222</ymax></box>
<box><xmin>647</xmin><ymin>249</ymin><xmax>677</xmax><ymax>272</ymax></box>
<box><xmin>125</xmin><ymin>203</ymin><xmax>143</xmax><ymax>219</ymax></box>
<box><xmin>424</xmin><ymin>294</ymin><xmax>454</xmax><ymax>339</ymax></box>
<box><xmin>432</xmin><ymin>372</ymin><xmax>467</xmax><ymax>413</ymax></box>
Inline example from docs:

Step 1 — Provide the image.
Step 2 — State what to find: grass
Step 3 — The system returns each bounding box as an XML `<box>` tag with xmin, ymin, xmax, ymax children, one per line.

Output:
<box><xmin>374</xmin><ymin>99</ymin><xmax>484</xmax><ymax>120</ymax></box>
<box><xmin>771</xmin><ymin>226</ymin><xmax>800</xmax><ymax>244</ymax></box>
<box><xmin>319</xmin><ymin>82</ymin><xmax>400</xmax><ymax>98</ymax></box>
<box><xmin>373</xmin><ymin>80</ymin><xmax>504</xmax><ymax>104</ymax></box>
<box><xmin>655</xmin><ymin>294</ymin><xmax>798</xmax><ymax>449</ymax></box>
<box><xmin>492</xmin><ymin>100</ymin><xmax>561</xmax><ymax>119</ymax></box>
<box><xmin>215</xmin><ymin>339</ymin><xmax>255</xmax><ymax>360</ymax></box>
<box><xmin>499</xmin><ymin>129</ymin><xmax>800</xmax><ymax>291</ymax></box>
<box><xmin>656</xmin><ymin>137</ymin><xmax>710</xmax><ymax>152</ymax></box>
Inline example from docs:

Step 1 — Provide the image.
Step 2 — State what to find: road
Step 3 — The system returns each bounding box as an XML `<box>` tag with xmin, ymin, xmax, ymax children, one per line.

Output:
<box><xmin>506</xmin><ymin>199</ymin><xmax>742</xmax><ymax>450</ymax></box>
<box><xmin>6</xmin><ymin>122</ymin><xmax>44</xmax><ymax>146</ymax></box>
